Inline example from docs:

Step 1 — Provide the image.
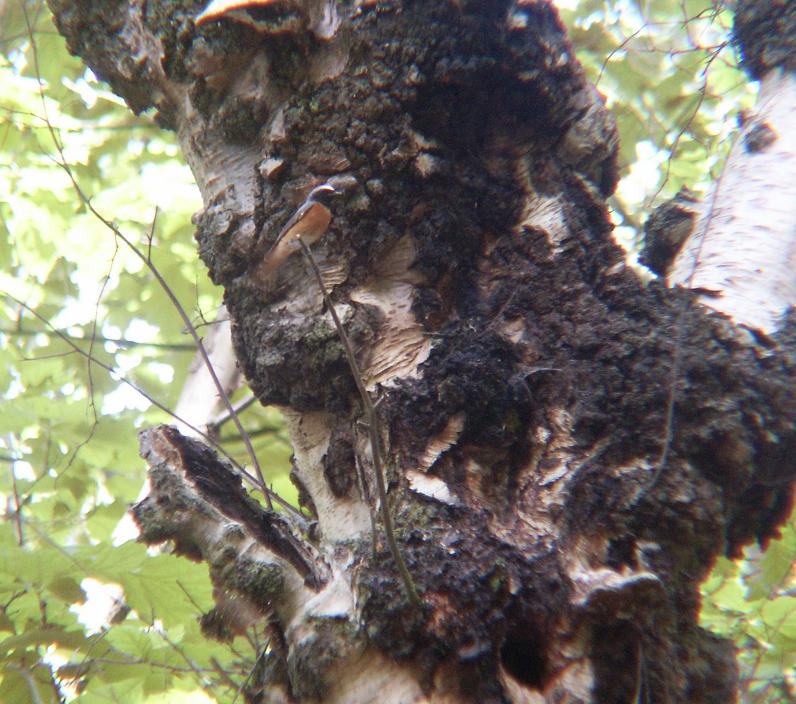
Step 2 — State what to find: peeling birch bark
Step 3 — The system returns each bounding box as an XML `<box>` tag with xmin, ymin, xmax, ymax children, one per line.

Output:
<box><xmin>50</xmin><ymin>0</ymin><xmax>796</xmax><ymax>701</ymax></box>
<box><xmin>670</xmin><ymin>69</ymin><xmax>796</xmax><ymax>334</ymax></box>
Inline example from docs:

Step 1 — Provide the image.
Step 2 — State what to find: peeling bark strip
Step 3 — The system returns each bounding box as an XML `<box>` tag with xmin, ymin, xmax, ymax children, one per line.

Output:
<box><xmin>50</xmin><ymin>1</ymin><xmax>796</xmax><ymax>702</ymax></box>
<box><xmin>297</xmin><ymin>236</ymin><xmax>421</xmax><ymax>605</ymax></box>
<box><xmin>134</xmin><ymin>425</ymin><xmax>327</xmax><ymax>590</ymax></box>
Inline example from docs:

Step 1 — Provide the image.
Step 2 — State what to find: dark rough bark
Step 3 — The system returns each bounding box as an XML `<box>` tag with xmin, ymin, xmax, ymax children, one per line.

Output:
<box><xmin>735</xmin><ymin>0</ymin><xmax>796</xmax><ymax>79</ymax></box>
<box><xmin>50</xmin><ymin>1</ymin><xmax>796</xmax><ymax>702</ymax></box>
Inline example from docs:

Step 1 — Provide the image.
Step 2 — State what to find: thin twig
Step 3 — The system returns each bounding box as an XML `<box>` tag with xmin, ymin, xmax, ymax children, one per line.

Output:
<box><xmin>145</xmin><ymin>209</ymin><xmax>272</xmax><ymax>508</ymax></box>
<box><xmin>21</xmin><ymin>5</ymin><xmax>271</xmax><ymax>508</ymax></box>
<box><xmin>155</xmin><ymin>626</ymin><xmax>211</xmax><ymax>687</ymax></box>
<box><xmin>5</xmin><ymin>665</ymin><xmax>45</xmax><ymax>704</ymax></box>
<box><xmin>0</xmin><ymin>327</ymin><xmax>197</xmax><ymax>350</ymax></box>
<box><xmin>4</xmin><ymin>295</ymin><xmax>302</xmax><ymax>519</ymax></box>
<box><xmin>209</xmin><ymin>395</ymin><xmax>258</xmax><ymax>433</ymax></box>
<box><xmin>231</xmin><ymin>647</ymin><xmax>268</xmax><ymax>704</ymax></box>
<box><xmin>297</xmin><ymin>237</ymin><xmax>421</xmax><ymax>606</ymax></box>
<box><xmin>8</xmin><ymin>456</ymin><xmax>24</xmax><ymax>546</ymax></box>
<box><xmin>354</xmin><ymin>451</ymin><xmax>379</xmax><ymax>554</ymax></box>
<box><xmin>641</xmin><ymin>129</ymin><xmax>733</xmax><ymax>498</ymax></box>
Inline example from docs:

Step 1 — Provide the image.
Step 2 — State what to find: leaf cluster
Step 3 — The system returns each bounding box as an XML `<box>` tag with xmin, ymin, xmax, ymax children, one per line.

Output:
<box><xmin>559</xmin><ymin>0</ymin><xmax>756</xmax><ymax>249</ymax></box>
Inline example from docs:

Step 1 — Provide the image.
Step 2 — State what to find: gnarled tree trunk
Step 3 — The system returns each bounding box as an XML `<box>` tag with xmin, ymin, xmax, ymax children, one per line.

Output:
<box><xmin>49</xmin><ymin>1</ymin><xmax>796</xmax><ymax>702</ymax></box>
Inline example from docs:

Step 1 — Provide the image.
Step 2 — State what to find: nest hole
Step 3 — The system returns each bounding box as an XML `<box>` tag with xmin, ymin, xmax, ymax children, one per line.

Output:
<box><xmin>500</xmin><ymin>635</ymin><xmax>547</xmax><ymax>690</ymax></box>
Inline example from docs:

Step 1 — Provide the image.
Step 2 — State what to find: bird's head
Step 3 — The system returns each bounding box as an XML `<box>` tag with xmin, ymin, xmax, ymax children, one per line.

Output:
<box><xmin>307</xmin><ymin>182</ymin><xmax>342</xmax><ymax>206</ymax></box>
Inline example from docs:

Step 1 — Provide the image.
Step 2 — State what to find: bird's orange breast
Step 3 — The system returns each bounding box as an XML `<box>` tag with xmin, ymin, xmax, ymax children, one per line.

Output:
<box><xmin>283</xmin><ymin>201</ymin><xmax>332</xmax><ymax>244</ymax></box>
<box><xmin>253</xmin><ymin>201</ymin><xmax>334</xmax><ymax>287</ymax></box>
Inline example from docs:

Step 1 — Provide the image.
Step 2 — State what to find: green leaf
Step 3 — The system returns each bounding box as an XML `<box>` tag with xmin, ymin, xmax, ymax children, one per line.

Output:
<box><xmin>47</xmin><ymin>576</ymin><xmax>86</xmax><ymax>604</ymax></box>
<box><xmin>0</xmin><ymin>666</ymin><xmax>55</xmax><ymax>704</ymax></box>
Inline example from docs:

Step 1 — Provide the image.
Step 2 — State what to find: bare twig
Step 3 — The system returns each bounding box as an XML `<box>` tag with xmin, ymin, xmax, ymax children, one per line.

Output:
<box><xmin>4</xmin><ymin>295</ymin><xmax>302</xmax><ymax>519</ymax></box>
<box><xmin>8</xmin><ymin>454</ymin><xmax>24</xmax><ymax>546</ymax></box>
<box><xmin>209</xmin><ymin>394</ymin><xmax>258</xmax><ymax>434</ymax></box>
<box><xmin>5</xmin><ymin>665</ymin><xmax>45</xmax><ymax>704</ymax></box>
<box><xmin>640</xmin><ymin>131</ymin><xmax>733</xmax><ymax>498</ymax></box>
<box><xmin>87</xmin><ymin>240</ymin><xmax>120</xmax><ymax>427</ymax></box>
<box><xmin>297</xmin><ymin>237</ymin><xmax>421</xmax><ymax>606</ymax></box>
<box><xmin>148</xmin><ymin>209</ymin><xmax>272</xmax><ymax>508</ymax></box>
<box><xmin>21</xmin><ymin>3</ymin><xmax>271</xmax><ymax>508</ymax></box>
<box><xmin>231</xmin><ymin>647</ymin><xmax>268</xmax><ymax>704</ymax></box>
<box><xmin>354</xmin><ymin>452</ymin><xmax>379</xmax><ymax>555</ymax></box>
<box><xmin>155</xmin><ymin>625</ymin><xmax>211</xmax><ymax>688</ymax></box>
<box><xmin>2</xmin><ymin>327</ymin><xmax>196</xmax><ymax>351</ymax></box>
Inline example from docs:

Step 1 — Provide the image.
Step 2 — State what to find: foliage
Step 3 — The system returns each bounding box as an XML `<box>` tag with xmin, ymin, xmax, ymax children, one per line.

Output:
<box><xmin>558</xmin><ymin>0</ymin><xmax>757</xmax><ymax>249</ymax></box>
<box><xmin>0</xmin><ymin>0</ymin><xmax>792</xmax><ymax>702</ymax></box>
<box><xmin>701</xmin><ymin>526</ymin><xmax>796</xmax><ymax>701</ymax></box>
<box><xmin>0</xmin><ymin>1</ymin><xmax>292</xmax><ymax>701</ymax></box>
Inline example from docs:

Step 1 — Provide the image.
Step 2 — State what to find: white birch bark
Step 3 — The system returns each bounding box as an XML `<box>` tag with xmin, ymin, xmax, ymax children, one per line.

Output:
<box><xmin>671</xmin><ymin>69</ymin><xmax>796</xmax><ymax>335</ymax></box>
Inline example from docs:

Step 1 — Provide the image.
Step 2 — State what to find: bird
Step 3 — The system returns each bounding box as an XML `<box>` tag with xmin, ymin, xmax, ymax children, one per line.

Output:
<box><xmin>254</xmin><ymin>182</ymin><xmax>340</xmax><ymax>282</ymax></box>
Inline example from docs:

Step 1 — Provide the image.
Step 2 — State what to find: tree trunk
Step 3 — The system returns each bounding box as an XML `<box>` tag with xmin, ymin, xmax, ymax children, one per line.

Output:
<box><xmin>48</xmin><ymin>1</ymin><xmax>796</xmax><ymax>702</ymax></box>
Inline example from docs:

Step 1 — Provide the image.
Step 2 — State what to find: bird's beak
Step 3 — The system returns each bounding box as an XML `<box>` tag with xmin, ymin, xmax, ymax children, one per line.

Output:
<box><xmin>326</xmin><ymin>173</ymin><xmax>358</xmax><ymax>194</ymax></box>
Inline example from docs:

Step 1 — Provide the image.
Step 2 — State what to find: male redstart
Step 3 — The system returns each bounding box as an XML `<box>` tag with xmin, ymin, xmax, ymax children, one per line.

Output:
<box><xmin>256</xmin><ymin>183</ymin><xmax>340</xmax><ymax>280</ymax></box>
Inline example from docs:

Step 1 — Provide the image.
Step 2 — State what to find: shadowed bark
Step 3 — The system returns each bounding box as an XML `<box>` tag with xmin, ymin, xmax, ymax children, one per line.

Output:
<box><xmin>49</xmin><ymin>1</ymin><xmax>796</xmax><ymax>702</ymax></box>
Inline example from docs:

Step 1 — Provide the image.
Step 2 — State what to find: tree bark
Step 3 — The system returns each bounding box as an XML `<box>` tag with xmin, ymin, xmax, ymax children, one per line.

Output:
<box><xmin>48</xmin><ymin>1</ymin><xmax>796</xmax><ymax>702</ymax></box>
